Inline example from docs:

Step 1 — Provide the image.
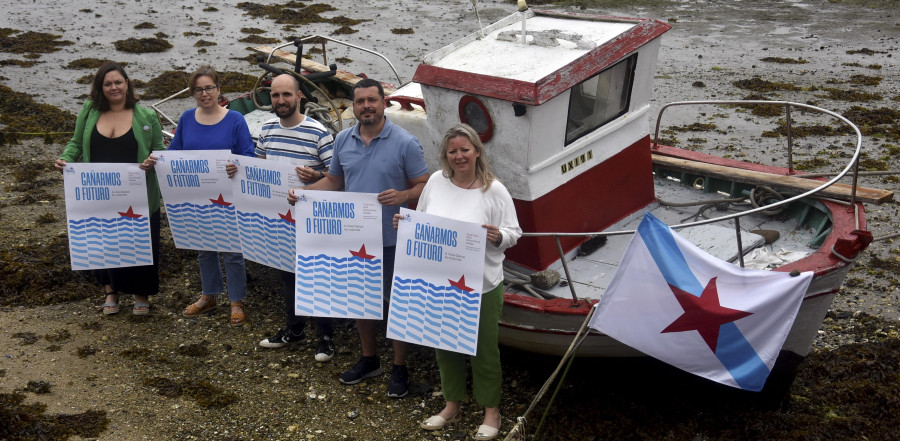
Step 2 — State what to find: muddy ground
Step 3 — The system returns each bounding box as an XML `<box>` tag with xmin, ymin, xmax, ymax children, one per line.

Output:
<box><xmin>1</xmin><ymin>1</ymin><xmax>899</xmax><ymax>440</ymax></box>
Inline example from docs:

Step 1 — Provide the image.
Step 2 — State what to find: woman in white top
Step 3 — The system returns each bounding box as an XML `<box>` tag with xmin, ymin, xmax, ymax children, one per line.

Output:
<box><xmin>396</xmin><ymin>124</ymin><xmax>521</xmax><ymax>440</ymax></box>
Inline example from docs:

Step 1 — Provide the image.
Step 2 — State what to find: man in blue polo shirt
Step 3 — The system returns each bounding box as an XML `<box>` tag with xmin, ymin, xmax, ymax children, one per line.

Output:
<box><xmin>289</xmin><ymin>78</ymin><xmax>429</xmax><ymax>398</ymax></box>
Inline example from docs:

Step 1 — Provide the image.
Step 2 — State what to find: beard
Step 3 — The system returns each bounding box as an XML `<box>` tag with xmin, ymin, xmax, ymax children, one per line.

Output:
<box><xmin>356</xmin><ymin>110</ymin><xmax>381</xmax><ymax>126</ymax></box>
<box><xmin>275</xmin><ymin>101</ymin><xmax>297</xmax><ymax>118</ymax></box>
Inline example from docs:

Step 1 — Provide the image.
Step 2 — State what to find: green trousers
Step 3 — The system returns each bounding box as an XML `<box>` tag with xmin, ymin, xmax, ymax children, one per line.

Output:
<box><xmin>435</xmin><ymin>284</ymin><xmax>504</xmax><ymax>408</ymax></box>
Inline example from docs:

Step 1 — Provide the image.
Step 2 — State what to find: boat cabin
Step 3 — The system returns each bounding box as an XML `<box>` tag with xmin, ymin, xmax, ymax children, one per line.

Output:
<box><xmin>385</xmin><ymin>9</ymin><xmax>671</xmax><ymax>271</ymax></box>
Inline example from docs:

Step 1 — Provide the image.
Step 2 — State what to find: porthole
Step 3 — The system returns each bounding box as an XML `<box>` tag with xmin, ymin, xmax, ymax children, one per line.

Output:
<box><xmin>458</xmin><ymin>95</ymin><xmax>494</xmax><ymax>143</ymax></box>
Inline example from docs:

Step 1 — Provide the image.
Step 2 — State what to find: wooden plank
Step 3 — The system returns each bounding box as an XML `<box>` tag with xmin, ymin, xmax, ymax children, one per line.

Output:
<box><xmin>252</xmin><ymin>46</ymin><xmax>397</xmax><ymax>95</ymax></box>
<box><xmin>652</xmin><ymin>154</ymin><xmax>894</xmax><ymax>204</ymax></box>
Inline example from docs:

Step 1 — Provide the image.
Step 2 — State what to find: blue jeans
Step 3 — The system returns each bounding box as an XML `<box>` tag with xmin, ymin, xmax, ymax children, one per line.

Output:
<box><xmin>198</xmin><ymin>251</ymin><xmax>247</xmax><ymax>302</ymax></box>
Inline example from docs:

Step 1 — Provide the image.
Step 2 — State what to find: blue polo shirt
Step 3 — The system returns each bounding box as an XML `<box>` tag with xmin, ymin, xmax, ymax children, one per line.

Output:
<box><xmin>329</xmin><ymin>117</ymin><xmax>428</xmax><ymax>246</ymax></box>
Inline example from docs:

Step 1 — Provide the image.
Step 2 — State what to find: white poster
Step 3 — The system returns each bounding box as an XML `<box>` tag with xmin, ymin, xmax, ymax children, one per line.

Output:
<box><xmin>231</xmin><ymin>156</ymin><xmax>303</xmax><ymax>272</ymax></box>
<box><xmin>63</xmin><ymin>162</ymin><xmax>152</xmax><ymax>270</ymax></box>
<box><xmin>154</xmin><ymin>150</ymin><xmax>240</xmax><ymax>252</ymax></box>
<box><xmin>294</xmin><ymin>190</ymin><xmax>383</xmax><ymax>319</ymax></box>
<box><xmin>388</xmin><ymin>208</ymin><xmax>486</xmax><ymax>356</ymax></box>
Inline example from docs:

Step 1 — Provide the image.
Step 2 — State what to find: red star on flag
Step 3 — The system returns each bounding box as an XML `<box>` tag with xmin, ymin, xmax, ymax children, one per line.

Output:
<box><xmin>661</xmin><ymin>277</ymin><xmax>752</xmax><ymax>352</ymax></box>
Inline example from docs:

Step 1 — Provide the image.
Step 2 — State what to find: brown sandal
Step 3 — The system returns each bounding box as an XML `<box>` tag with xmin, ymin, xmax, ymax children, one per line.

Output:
<box><xmin>229</xmin><ymin>301</ymin><xmax>245</xmax><ymax>327</ymax></box>
<box><xmin>183</xmin><ymin>294</ymin><xmax>217</xmax><ymax>317</ymax></box>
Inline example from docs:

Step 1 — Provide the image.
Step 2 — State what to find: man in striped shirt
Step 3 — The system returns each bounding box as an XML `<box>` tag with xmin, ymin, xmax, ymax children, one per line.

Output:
<box><xmin>256</xmin><ymin>74</ymin><xmax>337</xmax><ymax>362</ymax></box>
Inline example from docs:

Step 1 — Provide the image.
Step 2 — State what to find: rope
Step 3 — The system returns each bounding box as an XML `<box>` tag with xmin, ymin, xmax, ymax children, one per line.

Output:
<box><xmin>503</xmin><ymin>304</ymin><xmax>598</xmax><ymax>441</ymax></box>
<box><xmin>873</xmin><ymin>231</ymin><xmax>900</xmax><ymax>242</ymax></box>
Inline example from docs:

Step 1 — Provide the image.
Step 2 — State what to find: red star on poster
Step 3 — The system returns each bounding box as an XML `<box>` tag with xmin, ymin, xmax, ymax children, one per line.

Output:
<box><xmin>117</xmin><ymin>205</ymin><xmax>142</xmax><ymax>218</ymax></box>
<box><xmin>209</xmin><ymin>193</ymin><xmax>232</xmax><ymax>207</ymax></box>
<box><xmin>661</xmin><ymin>277</ymin><xmax>752</xmax><ymax>352</ymax></box>
<box><xmin>448</xmin><ymin>275</ymin><xmax>474</xmax><ymax>292</ymax></box>
<box><xmin>278</xmin><ymin>209</ymin><xmax>295</xmax><ymax>224</ymax></box>
<box><xmin>349</xmin><ymin>244</ymin><xmax>375</xmax><ymax>260</ymax></box>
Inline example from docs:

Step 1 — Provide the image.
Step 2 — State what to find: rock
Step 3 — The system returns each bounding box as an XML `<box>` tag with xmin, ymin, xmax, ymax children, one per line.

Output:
<box><xmin>529</xmin><ymin>270</ymin><xmax>560</xmax><ymax>289</ymax></box>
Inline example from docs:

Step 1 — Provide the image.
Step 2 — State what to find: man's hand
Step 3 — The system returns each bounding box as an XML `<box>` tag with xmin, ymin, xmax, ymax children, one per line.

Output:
<box><xmin>377</xmin><ymin>189</ymin><xmax>408</xmax><ymax>206</ymax></box>
<box><xmin>297</xmin><ymin>166</ymin><xmax>324</xmax><ymax>184</ymax></box>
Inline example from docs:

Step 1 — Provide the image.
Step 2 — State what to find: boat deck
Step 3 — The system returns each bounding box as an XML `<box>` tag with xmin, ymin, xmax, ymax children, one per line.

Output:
<box><xmin>506</xmin><ymin>175</ymin><xmax>817</xmax><ymax>302</ymax></box>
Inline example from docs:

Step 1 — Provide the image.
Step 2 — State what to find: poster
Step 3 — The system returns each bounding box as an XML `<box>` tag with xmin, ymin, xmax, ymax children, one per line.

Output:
<box><xmin>154</xmin><ymin>150</ymin><xmax>241</xmax><ymax>252</ymax></box>
<box><xmin>231</xmin><ymin>156</ymin><xmax>303</xmax><ymax>272</ymax></box>
<box><xmin>63</xmin><ymin>162</ymin><xmax>152</xmax><ymax>270</ymax></box>
<box><xmin>293</xmin><ymin>190</ymin><xmax>383</xmax><ymax>319</ymax></box>
<box><xmin>387</xmin><ymin>208</ymin><xmax>486</xmax><ymax>356</ymax></box>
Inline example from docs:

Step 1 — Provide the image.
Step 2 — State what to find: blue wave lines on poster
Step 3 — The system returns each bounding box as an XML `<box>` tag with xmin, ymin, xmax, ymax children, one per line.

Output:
<box><xmin>295</xmin><ymin>254</ymin><xmax>383</xmax><ymax>319</ymax></box>
<box><xmin>166</xmin><ymin>202</ymin><xmax>240</xmax><ymax>251</ymax></box>
<box><xmin>388</xmin><ymin>277</ymin><xmax>480</xmax><ymax>355</ymax></box>
<box><xmin>237</xmin><ymin>211</ymin><xmax>294</xmax><ymax>272</ymax></box>
<box><xmin>68</xmin><ymin>216</ymin><xmax>152</xmax><ymax>268</ymax></box>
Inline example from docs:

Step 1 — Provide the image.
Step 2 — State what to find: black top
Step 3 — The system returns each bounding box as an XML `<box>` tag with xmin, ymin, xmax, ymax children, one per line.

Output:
<box><xmin>90</xmin><ymin>126</ymin><xmax>138</xmax><ymax>163</ymax></box>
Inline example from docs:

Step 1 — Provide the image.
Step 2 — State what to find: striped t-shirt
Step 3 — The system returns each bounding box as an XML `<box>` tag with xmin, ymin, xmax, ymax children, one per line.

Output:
<box><xmin>255</xmin><ymin>116</ymin><xmax>334</xmax><ymax>170</ymax></box>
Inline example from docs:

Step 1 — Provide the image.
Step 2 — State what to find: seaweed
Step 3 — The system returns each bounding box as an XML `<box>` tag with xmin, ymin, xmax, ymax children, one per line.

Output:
<box><xmin>0</xmin><ymin>59</ymin><xmax>36</xmax><ymax>67</ymax></box>
<box><xmin>113</xmin><ymin>37</ymin><xmax>172</xmax><ymax>53</ymax></box>
<box><xmin>134</xmin><ymin>22</ymin><xmax>156</xmax><ymax>29</ymax></box>
<box><xmin>65</xmin><ymin>58</ymin><xmax>125</xmax><ymax>70</ymax></box>
<box><xmin>391</xmin><ymin>28</ymin><xmax>414</xmax><ymax>35</ymax></box>
<box><xmin>733</xmin><ymin>77</ymin><xmax>801</xmax><ymax>93</ymax></box>
<box><xmin>0</xmin><ymin>28</ymin><xmax>74</xmax><ymax>55</ymax></box>
<box><xmin>144</xmin><ymin>376</ymin><xmax>237</xmax><ymax>408</ymax></box>
<box><xmin>203</xmin><ymin>6</ymin><xmax>219</xmax><ymax>12</ymax></box>
<box><xmin>760</xmin><ymin>57</ymin><xmax>808</xmax><ymax>64</ymax></box>
<box><xmin>24</xmin><ymin>381</ymin><xmax>51</xmax><ymax>394</ymax></box>
<box><xmin>240</xmin><ymin>27</ymin><xmax>266</xmax><ymax>34</ymax></box>
<box><xmin>332</xmin><ymin>26</ymin><xmax>358</xmax><ymax>35</ymax></box>
<box><xmin>0</xmin><ymin>392</ymin><xmax>109</xmax><ymax>440</ymax></box>
<box><xmin>141</xmin><ymin>70</ymin><xmax>191</xmax><ymax>99</ymax></box>
<box><xmin>818</xmin><ymin>87</ymin><xmax>880</xmax><ymax>102</ymax></box>
<box><xmin>194</xmin><ymin>39</ymin><xmax>217</xmax><ymax>47</ymax></box>
<box><xmin>76</xmin><ymin>345</ymin><xmax>97</xmax><ymax>358</ymax></box>
<box><xmin>44</xmin><ymin>329</ymin><xmax>72</xmax><ymax>343</ymax></box>
<box><xmin>0</xmin><ymin>236</ymin><xmax>96</xmax><ymax>307</ymax></box>
<box><xmin>846</xmin><ymin>48</ymin><xmax>885</xmax><ymax>55</ymax></box>
<box><xmin>238</xmin><ymin>35</ymin><xmax>279</xmax><ymax>45</ymax></box>
<box><xmin>762</xmin><ymin>123</ymin><xmax>853</xmax><ymax>138</ymax></box>
<box><xmin>12</xmin><ymin>332</ymin><xmax>39</xmax><ymax>345</ymax></box>
<box><xmin>35</xmin><ymin>212</ymin><xmax>57</xmax><ymax>225</ymax></box>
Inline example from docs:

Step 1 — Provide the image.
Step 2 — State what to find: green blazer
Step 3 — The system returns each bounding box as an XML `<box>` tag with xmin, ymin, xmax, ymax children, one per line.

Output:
<box><xmin>59</xmin><ymin>100</ymin><xmax>165</xmax><ymax>213</ymax></box>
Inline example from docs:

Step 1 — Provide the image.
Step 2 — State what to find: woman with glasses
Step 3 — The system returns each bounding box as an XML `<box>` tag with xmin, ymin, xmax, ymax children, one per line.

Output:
<box><xmin>55</xmin><ymin>61</ymin><xmax>165</xmax><ymax>316</ymax></box>
<box><xmin>165</xmin><ymin>65</ymin><xmax>255</xmax><ymax>326</ymax></box>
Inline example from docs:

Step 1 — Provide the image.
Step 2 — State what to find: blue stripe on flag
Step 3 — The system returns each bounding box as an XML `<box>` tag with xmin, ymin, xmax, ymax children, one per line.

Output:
<box><xmin>715</xmin><ymin>322</ymin><xmax>769</xmax><ymax>391</ymax></box>
<box><xmin>638</xmin><ymin>213</ymin><xmax>703</xmax><ymax>295</ymax></box>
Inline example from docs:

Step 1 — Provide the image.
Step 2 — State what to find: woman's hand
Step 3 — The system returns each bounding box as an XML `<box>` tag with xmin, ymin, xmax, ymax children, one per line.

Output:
<box><xmin>54</xmin><ymin>159</ymin><xmax>67</xmax><ymax>172</ymax></box>
<box><xmin>225</xmin><ymin>161</ymin><xmax>237</xmax><ymax>178</ymax></box>
<box><xmin>287</xmin><ymin>188</ymin><xmax>299</xmax><ymax>205</ymax></box>
<box><xmin>392</xmin><ymin>213</ymin><xmax>403</xmax><ymax>230</ymax></box>
<box><xmin>483</xmin><ymin>224</ymin><xmax>502</xmax><ymax>247</ymax></box>
<box><xmin>139</xmin><ymin>154</ymin><xmax>158</xmax><ymax>171</ymax></box>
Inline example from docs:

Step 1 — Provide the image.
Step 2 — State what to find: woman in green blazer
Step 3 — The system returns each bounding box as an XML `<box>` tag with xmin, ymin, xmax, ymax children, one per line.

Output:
<box><xmin>55</xmin><ymin>61</ymin><xmax>165</xmax><ymax>316</ymax></box>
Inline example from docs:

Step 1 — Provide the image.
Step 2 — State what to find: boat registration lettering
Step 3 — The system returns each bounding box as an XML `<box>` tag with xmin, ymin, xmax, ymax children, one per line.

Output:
<box><xmin>560</xmin><ymin>150</ymin><xmax>593</xmax><ymax>174</ymax></box>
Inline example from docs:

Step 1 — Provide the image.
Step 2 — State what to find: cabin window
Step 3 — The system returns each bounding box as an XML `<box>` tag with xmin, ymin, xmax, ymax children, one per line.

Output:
<box><xmin>565</xmin><ymin>54</ymin><xmax>637</xmax><ymax>145</ymax></box>
<box><xmin>458</xmin><ymin>95</ymin><xmax>494</xmax><ymax>143</ymax></box>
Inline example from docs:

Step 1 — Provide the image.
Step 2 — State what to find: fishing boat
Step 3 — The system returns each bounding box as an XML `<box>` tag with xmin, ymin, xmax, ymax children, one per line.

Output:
<box><xmin>153</xmin><ymin>5</ymin><xmax>891</xmax><ymax>393</ymax></box>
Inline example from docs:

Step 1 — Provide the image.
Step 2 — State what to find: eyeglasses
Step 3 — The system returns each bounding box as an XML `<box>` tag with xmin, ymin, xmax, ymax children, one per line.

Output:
<box><xmin>192</xmin><ymin>85</ymin><xmax>218</xmax><ymax>96</ymax></box>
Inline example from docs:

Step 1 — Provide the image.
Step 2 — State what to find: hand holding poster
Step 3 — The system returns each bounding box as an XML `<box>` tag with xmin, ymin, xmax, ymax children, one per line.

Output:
<box><xmin>154</xmin><ymin>150</ymin><xmax>240</xmax><ymax>252</ymax></box>
<box><xmin>63</xmin><ymin>162</ymin><xmax>152</xmax><ymax>270</ymax></box>
<box><xmin>231</xmin><ymin>156</ymin><xmax>303</xmax><ymax>272</ymax></box>
<box><xmin>294</xmin><ymin>190</ymin><xmax>383</xmax><ymax>319</ymax></box>
<box><xmin>388</xmin><ymin>208</ymin><xmax>487</xmax><ymax>356</ymax></box>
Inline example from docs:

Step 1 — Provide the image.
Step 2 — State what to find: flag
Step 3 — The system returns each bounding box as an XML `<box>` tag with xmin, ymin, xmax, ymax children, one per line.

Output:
<box><xmin>589</xmin><ymin>213</ymin><xmax>813</xmax><ymax>391</ymax></box>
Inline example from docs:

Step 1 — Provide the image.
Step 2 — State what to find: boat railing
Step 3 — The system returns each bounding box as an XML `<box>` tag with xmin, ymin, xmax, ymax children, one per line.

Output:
<box><xmin>519</xmin><ymin>100</ymin><xmax>864</xmax><ymax>303</ymax></box>
<box><xmin>150</xmin><ymin>88</ymin><xmax>192</xmax><ymax>139</ymax></box>
<box><xmin>264</xmin><ymin>37</ymin><xmax>405</xmax><ymax>86</ymax></box>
